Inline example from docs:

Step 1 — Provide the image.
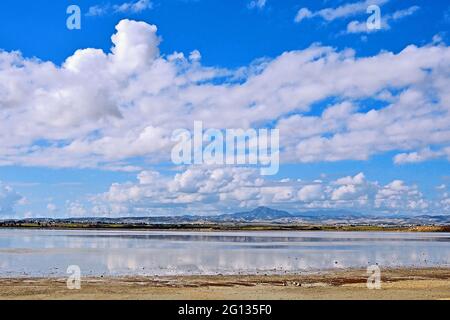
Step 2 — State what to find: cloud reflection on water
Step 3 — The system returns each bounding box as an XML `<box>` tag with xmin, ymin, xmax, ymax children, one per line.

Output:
<box><xmin>0</xmin><ymin>230</ymin><xmax>449</xmax><ymax>277</ymax></box>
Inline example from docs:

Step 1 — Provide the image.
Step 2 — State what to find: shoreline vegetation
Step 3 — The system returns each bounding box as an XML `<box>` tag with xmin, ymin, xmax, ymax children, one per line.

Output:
<box><xmin>1</xmin><ymin>268</ymin><xmax>449</xmax><ymax>300</ymax></box>
<box><xmin>1</xmin><ymin>221</ymin><xmax>450</xmax><ymax>232</ymax></box>
<box><xmin>2</xmin><ymin>208</ymin><xmax>449</xmax><ymax>232</ymax></box>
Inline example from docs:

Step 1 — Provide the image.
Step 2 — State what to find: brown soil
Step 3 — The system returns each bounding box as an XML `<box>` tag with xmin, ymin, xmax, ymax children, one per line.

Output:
<box><xmin>1</xmin><ymin>268</ymin><xmax>449</xmax><ymax>300</ymax></box>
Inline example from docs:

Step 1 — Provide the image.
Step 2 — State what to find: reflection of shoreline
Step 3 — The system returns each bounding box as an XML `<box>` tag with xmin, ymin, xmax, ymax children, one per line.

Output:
<box><xmin>1</xmin><ymin>268</ymin><xmax>450</xmax><ymax>300</ymax></box>
<box><xmin>1</xmin><ymin>244</ymin><xmax>449</xmax><ymax>277</ymax></box>
<box><xmin>0</xmin><ymin>229</ymin><xmax>449</xmax><ymax>277</ymax></box>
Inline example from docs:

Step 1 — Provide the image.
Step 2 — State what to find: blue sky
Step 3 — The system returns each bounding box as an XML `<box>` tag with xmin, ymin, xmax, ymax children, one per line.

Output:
<box><xmin>0</xmin><ymin>0</ymin><xmax>448</xmax><ymax>66</ymax></box>
<box><xmin>0</xmin><ymin>0</ymin><xmax>449</xmax><ymax>218</ymax></box>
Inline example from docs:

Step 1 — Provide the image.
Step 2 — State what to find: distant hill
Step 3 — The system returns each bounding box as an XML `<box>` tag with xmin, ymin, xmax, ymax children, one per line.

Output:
<box><xmin>2</xmin><ymin>207</ymin><xmax>450</xmax><ymax>226</ymax></box>
<box><xmin>217</xmin><ymin>206</ymin><xmax>292</xmax><ymax>221</ymax></box>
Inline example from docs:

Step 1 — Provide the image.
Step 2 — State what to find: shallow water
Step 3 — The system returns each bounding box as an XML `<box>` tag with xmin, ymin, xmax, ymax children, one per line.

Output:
<box><xmin>0</xmin><ymin>229</ymin><xmax>449</xmax><ymax>277</ymax></box>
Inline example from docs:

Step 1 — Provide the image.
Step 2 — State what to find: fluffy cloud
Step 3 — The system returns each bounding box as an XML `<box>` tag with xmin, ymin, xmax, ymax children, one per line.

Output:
<box><xmin>87</xmin><ymin>0</ymin><xmax>152</xmax><ymax>17</ymax></box>
<box><xmin>0</xmin><ymin>182</ymin><xmax>22</xmax><ymax>216</ymax></box>
<box><xmin>0</xmin><ymin>19</ymin><xmax>449</xmax><ymax>173</ymax></box>
<box><xmin>375</xmin><ymin>180</ymin><xmax>428</xmax><ymax>211</ymax></box>
<box><xmin>298</xmin><ymin>184</ymin><xmax>324</xmax><ymax>202</ymax></box>
<box><xmin>346</xmin><ymin>5</ymin><xmax>420</xmax><ymax>34</ymax></box>
<box><xmin>91</xmin><ymin>167</ymin><xmax>264</xmax><ymax>216</ymax></box>
<box><xmin>277</xmin><ymin>48</ymin><xmax>450</xmax><ymax>163</ymax></box>
<box><xmin>66</xmin><ymin>201</ymin><xmax>88</xmax><ymax>217</ymax></box>
<box><xmin>394</xmin><ymin>147</ymin><xmax>450</xmax><ymax>164</ymax></box>
<box><xmin>294</xmin><ymin>1</ymin><xmax>419</xmax><ymax>35</ymax></box>
<box><xmin>87</xmin><ymin>169</ymin><xmax>442</xmax><ymax>216</ymax></box>
<box><xmin>86</xmin><ymin>5</ymin><xmax>110</xmax><ymax>17</ymax></box>
<box><xmin>295</xmin><ymin>0</ymin><xmax>388</xmax><ymax>23</ymax></box>
<box><xmin>114</xmin><ymin>0</ymin><xmax>153</xmax><ymax>13</ymax></box>
<box><xmin>330</xmin><ymin>172</ymin><xmax>374</xmax><ymax>204</ymax></box>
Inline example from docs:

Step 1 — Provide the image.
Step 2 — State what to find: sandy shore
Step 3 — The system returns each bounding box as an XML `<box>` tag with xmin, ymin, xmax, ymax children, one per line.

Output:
<box><xmin>1</xmin><ymin>268</ymin><xmax>449</xmax><ymax>300</ymax></box>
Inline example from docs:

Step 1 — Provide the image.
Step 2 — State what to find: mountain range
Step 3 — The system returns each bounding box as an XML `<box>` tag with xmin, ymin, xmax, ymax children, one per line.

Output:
<box><xmin>4</xmin><ymin>206</ymin><xmax>450</xmax><ymax>226</ymax></box>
